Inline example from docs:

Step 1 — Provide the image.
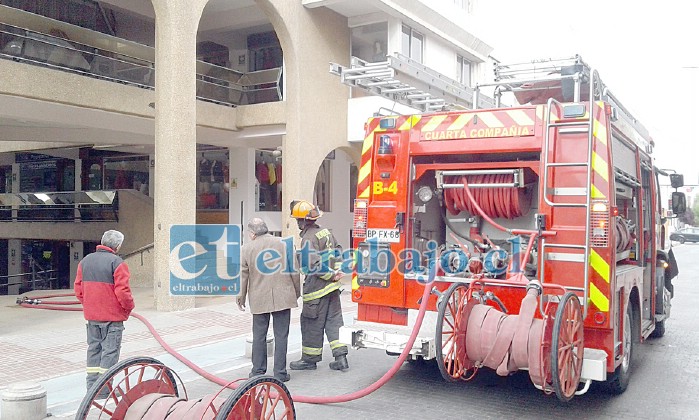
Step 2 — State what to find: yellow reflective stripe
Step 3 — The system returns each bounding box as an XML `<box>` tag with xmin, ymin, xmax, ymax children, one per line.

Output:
<box><xmin>399</xmin><ymin>115</ymin><xmax>422</xmax><ymax>130</ymax></box>
<box><xmin>352</xmin><ymin>275</ymin><xmax>359</xmax><ymax>291</ymax></box>
<box><xmin>303</xmin><ymin>282</ymin><xmax>341</xmax><ymax>301</ymax></box>
<box><xmin>319</xmin><ymin>272</ymin><xmax>334</xmax><ymax>280</ymax></box>
<box><xmin>591</xmin><ymin>184</ymin><xmax>606</xmax><ymax>199</ymax></box>
<box><xmin>86</xmin><ymin>367</ymin><xmax>101</xmax><ymax>374</ymax></box>
<box><xmin>447</xmin><ymin>113</ymin><xmax>473</xmax><ymax>131</ymax></box>
<box><xmin>592</xmin><ymin>152</ymin><xmax>609</xmax><ymax>182</ymax></box>
<box><xmin>590</xmin><ymin>249</ymin><xmax>610</xmax><ymax>283</ymax></box>
<box><xmin>358</xmin><ymin>159</ymin><xmax>372</xmax><ymax>185</ymax></box>
<box><xmin>478</xmin><ymin>112</ymin><xmax>504</xmax><ymax>127</ymax></box>
<box><xmin>302</xmin><ymin>346</ymin><xmax>323</xmax><ymax>355</ymax></box>
<box><xmin>593</xmin><ymin>119</ymin><xmax>607</xmax><ymax>145</ymax></box>
<box><xmin>329</xmin><ymin>340</ymin><xmax>345</xmax><ymax>350</ymax></box>
<box><xmin>358</xmin><ymin>186</ymin><xmax>370</xmax><ymax>198</ymax></box>
<box><xmin>362</xmin><ymin>120</ymin><xmax>381</xmax><ymax>154</ymax></box>
<box><xmin>421</xmin><ymin>115</ymin><xmax>447</xmax><ymax>132</ymax></box>
<box><xmin>506</xmin><ymin>109</ymin><xmax>534</xmax><ymax>126</ymax></box>
<box><xmin>589</xmin><ymin>282</ymin><xmax>609</xmax><ymax>312</ymax></box>
<box><xmin>315</xmin><ymin>229</ymin><xmax>331</xmax><ymax>240</ymax></box>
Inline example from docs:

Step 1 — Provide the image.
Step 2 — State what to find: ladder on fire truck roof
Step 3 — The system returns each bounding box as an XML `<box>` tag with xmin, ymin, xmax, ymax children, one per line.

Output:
<box><xmin>330</xmin><ymin>53</ymin><xmax>495</xmax><ymax>113</ymax></box>
<box><xmin>474</xmin><ymin>55</ymin><xmax>654</xmax><ymax>155</ymax></box>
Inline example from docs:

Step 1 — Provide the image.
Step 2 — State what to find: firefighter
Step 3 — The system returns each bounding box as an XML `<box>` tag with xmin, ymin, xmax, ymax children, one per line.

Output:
<box><xmin>288</xmin><ymin>200</ymin><xmax>349</xmax><ymax>371</ymax></box>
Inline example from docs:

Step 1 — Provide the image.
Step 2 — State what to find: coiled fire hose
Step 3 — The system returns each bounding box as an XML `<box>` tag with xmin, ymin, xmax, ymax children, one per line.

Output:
<box><xmin>444</xmin><ymin>174</ymin><xmax>532</xmax><ymax>219</ymax></box>
<box><xmin>18</xmin><ymin>265</ymin><xmax>435</xmax><ymax>405</ymax></box>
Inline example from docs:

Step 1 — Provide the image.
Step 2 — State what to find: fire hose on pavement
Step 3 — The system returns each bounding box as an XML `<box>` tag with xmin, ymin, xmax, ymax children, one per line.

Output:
<box><xmin>16</xmin><ymin>264</ymin><xmax>436</xmax><ymax>417</ymax></box>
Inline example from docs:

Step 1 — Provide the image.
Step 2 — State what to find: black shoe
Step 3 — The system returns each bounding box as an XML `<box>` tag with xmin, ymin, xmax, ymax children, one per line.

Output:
<box><xmin>95</xmin><ymin>389</ymin><xmax>111</xmax><ymax>400</ymax></box>
<box><xmin>289</xmin><ymin>359</ymin><xmax>317</xmax><ymax>370</ymax></box>
<box><xmin>274</xmin><ymin>372</ymin><xmax>291</xmax><ymax>382</ymax></box>
<box><xmin>329</xmin><ymin>355</ymin><xmax>349</xmax><ymax>371</ymax></box>
<box><xmin>249</xmin><ymin>371</ymin><xmax>265</xmax><ymax>378</ymax></box>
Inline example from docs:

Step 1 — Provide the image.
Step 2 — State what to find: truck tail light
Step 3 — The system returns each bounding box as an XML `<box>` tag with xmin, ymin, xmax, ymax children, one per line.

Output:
<box><xmin>353</xmin><ymin>199</ymin><xmax>368</xmax><ymax>238</ymax></box>
<box><xmin>590</xmin><ymin>199</ymin><xmax>610</xmax><ymax>247</ymax></box>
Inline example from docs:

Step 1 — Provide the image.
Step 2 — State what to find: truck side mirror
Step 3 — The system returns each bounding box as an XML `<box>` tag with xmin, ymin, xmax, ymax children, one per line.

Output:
<box><xmin>670</xmin><ymin>174</ymin><xmax>684</xmax><ymax>188</ymax></box>
<box><xmin>671</xmin><ymin>192</ymin><xmax>687</xmax><ymax>215</ymax></box>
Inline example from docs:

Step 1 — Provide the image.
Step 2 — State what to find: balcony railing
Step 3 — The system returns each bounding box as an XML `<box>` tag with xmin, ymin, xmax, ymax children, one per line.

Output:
<box><xmin>0</xmin><ymin>190</ymin><xmax>118</xmax><ymax>222</ymax></box>
<box><xmin>0</xmin><ymin>5</ymin><xmax>282</xmax><ymax>106</ymax></box>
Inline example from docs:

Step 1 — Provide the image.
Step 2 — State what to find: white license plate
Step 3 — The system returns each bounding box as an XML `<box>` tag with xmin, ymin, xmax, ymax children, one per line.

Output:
<box><xmin>366</xmin><ymin>228</ymin><xmax>400</xmax><ymax>243</ymax></box>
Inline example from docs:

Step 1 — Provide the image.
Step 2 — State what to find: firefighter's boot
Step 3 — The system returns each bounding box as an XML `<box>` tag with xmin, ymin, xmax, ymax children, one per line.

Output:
<box><xmin>289</xmin><ymin>359</ymin><xmax>317</xmax><ymax>370</ymax></box>
<box><xmin>329</xmin><ymin>355</ymin><xmax>349</xmax><ymax>371</ymax></box>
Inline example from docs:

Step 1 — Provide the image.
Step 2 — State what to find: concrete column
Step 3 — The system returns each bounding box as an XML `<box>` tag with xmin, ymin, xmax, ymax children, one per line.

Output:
<box><xmin>7</xmin><ymin>239</ymin><xmax>21</xmax><ymax>295</ymax></box>
<box><xmin>150</xmin><ymin>0</ymin><xmax>208</xmax><ymax>311</ymax></box>
<box><xmin>263</xmin><ymin>2</ymin><xmax>350</xmax><ymax>238</ymax></box>
<box><xmin>11</xmin><ymin>163</ymin><xmax>18</xmax><ymax>221</ymax></box>
<box><xmin>74</xmin><ymin>158</ymin><xmax>81</xmax><ymax>220</ymax></box>
<box><xmin>69</xmin><ymin>241</ymin><xmax>83</xmax><ymax>289</ymax></box>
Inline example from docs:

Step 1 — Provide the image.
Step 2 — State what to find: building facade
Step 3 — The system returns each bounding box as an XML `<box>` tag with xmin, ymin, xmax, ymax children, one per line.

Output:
<box><xmin>0</xmin><ymin>0</ymin><xmax>493</xmax><ymax>310</ymax></box>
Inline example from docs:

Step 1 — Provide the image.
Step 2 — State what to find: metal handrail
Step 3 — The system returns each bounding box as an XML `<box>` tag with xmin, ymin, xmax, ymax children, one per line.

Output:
<box><xmin>121</xmin><ymin>243</ymin><xmax>154</xmax><ymax>260</ymax></box>
<box><xmin>0</xmin><ymin>6</ymin><xmax>283</xmax><ymax>106</ymax></box>
<box><xmin>0</xmin><ymin>190</ymin><xmax>119</xmax><ymax>222</ymax></box>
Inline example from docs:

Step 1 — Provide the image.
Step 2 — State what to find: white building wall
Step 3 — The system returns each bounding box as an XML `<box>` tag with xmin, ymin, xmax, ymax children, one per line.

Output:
<box><xmin>317</xmin><ymin>151</ymin><xmax>354</xmax><ymax>249</ymax></box>
<box><xmin>426</xmin><ymin>36</ymin><xmax>457</xmax><ymax>79</ymax></box>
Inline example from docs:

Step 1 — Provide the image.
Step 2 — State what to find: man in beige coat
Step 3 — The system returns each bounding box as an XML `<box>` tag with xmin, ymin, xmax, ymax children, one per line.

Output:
<box><xmin>237</xmin><ymin>218</ymin><xmax>300</xmax><ymax>382</ymax></box>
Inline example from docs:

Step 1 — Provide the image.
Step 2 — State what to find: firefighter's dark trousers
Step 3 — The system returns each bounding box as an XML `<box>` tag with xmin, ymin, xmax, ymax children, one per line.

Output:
<box><xmin>86</xmin><ymin>321</ymin><xmax>124</xmax><ymax>392</ymax></box>
<box><xmin>300</xmin><ymin>290</ymin><xmax>348</xmax><ymax>362</ymax></box>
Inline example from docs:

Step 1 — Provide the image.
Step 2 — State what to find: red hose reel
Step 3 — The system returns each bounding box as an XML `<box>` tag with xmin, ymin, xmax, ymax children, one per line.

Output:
<box><xmin>435</xmin><ymin>281</ymin><xmax>585</xmax><ymax>402</ymax></box>
<box><xmin>444</xmin><ymin>174</ymin><xmax>532</xmax><ymax>219</ymax></box>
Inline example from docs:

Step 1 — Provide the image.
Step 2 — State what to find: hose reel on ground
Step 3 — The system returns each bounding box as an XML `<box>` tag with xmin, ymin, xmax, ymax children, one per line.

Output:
<box><xmin>435</xmin><ymin>281</ymin><xmax>585</xmax><ymax>402</ymax></box>
<box><xmin>75</xmin><ymin>356</ymin><xmax>295</xmax><ymax>420</ymax></box>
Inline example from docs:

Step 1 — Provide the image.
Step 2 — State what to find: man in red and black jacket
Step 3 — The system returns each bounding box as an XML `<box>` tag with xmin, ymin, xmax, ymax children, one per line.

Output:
<box><xmin>74</xmin><ymin>230</ymin><xmax>134</xmax><ymax>396</ymax></box>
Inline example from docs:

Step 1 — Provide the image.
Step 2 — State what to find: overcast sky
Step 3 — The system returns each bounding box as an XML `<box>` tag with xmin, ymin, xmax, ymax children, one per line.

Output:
<box><xmin>472</xmin><ymin>0</ymin><xmax>699</xmax><ymax>186</ymax></box>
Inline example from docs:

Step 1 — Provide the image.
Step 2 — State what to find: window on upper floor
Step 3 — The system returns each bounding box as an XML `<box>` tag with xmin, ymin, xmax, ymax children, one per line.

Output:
<box><xmin>351</xmin><ymin>22</ymin><xmax>388</xmax><ymax>63</ymax></box>
<box><xmin>401</xmin><ymin>24</ymin><xmax>423</xmax><ymax>63</ymax></box>
<box><xmin>457</xmin><ymin>55</ymin><xmax>472</xmax><ymax>87</ymax></box>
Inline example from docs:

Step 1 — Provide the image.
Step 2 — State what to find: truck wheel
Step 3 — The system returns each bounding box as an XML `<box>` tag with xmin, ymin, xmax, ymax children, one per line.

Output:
<box><xmin>607</xmin><ymin>304</ymin><xmax>635</xmax><ymax>394</ymax></box>
<box><xmin>678</xmin><ymin>236</ymin><xmax>686</xmax><ymax>244</ymax></box>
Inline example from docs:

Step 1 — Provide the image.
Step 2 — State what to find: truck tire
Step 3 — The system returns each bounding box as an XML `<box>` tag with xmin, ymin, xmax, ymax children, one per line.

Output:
<box><xmin>607</xmin><ymin>304</ymin><xmax>635</xmax><ymax>394</ymax></box>
<box><xmin>678</xmin><ymin>236</ymin><xmax>686</xmax><ymax>244</ymax></box>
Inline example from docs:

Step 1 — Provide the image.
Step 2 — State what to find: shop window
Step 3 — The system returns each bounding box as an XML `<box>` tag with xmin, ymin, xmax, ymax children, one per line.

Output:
<box><xmin>314</xmin><ymin>157</ymin><xmax>332</xmax><ymax>213</ymax></box>
<box><xmin>0</xmin><ymin>165</ymin><xmax>11</xmax><ymax>193</ymax></box>
<box><xmin>351</xmin><ymin>22</ymin><xmax>388</xmax><ymax>63</ymax></box>
<box><xmin>18</xmin><ymin>157</ymin><xmax>74</xmax><ymax>192</ymax></box>
<box><xmin>255</xmin><ymin>150</ymin><xmax>282</xmax><ymax>212</ymax></box>
<box><xmin>104</xmin><ymin>156</ymin><xmax>149</xmax><ymax>194</ymax></box>
<box><xmin>401</xmin><ymin>24</ymin><xmax>423</xmax><ymax>63</ymax></box>
<box><xmin>198</xmin><ymin>150</ymin><xmax>230</xmax><ymax>210</ymax></box>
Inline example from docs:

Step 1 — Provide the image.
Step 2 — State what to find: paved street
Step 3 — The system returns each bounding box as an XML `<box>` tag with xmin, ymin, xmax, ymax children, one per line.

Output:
<box><xmin>2</xmin><ymin>245</ymin><xmax>697</xmax><ymax>419</ymax></box>
<box><xmin>169</xmin><ymin>244</ymin><xmax>699</xmax><ymax>420</ymax></box>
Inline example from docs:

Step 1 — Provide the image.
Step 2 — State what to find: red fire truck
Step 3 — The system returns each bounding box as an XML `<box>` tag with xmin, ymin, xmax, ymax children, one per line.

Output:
<box><xmin>339</xmin><ymin>56</ymin><xmax>685</xmax><ymax>401</ymax></box>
